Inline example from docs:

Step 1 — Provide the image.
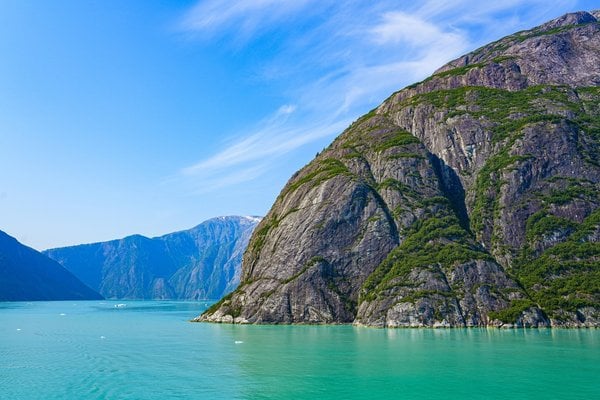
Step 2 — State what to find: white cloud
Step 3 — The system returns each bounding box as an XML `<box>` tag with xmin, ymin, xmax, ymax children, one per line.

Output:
<box><xmin>180</xmin><ymin>104</ymin><xmax>351</xmax><ymax>190</ymax></box>
<box><xmin>188</xmin><ymin>163</ymin><xmax>270</xmax><ymax>194</ymax></box>
<box><xmin>176</xmin><ymin>0</ymin><xmax>583</xmax><ymax>193</ymax></box>
<box><xmin>179</xmin><ymin>0</ymin><xmax>316</xmax><ymax>39</ymax></box>
<box><xmin>370</xmin><ymin>12</ymin><xmax>462</xmax><ymax>47</ymax></box>
<box><xmin>276</xmin><ymin>104</ymin><xmax>296</xmax><ymax>116</ymax></box>
<box><xmin>289</xmin><ymin>11</ymin><xmax>469</xmax><ymax>118</ymax></box>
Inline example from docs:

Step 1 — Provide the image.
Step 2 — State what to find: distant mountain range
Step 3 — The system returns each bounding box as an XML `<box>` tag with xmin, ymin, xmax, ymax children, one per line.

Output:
<box><xmin>0</xmin><ymin>230</ymin><xmax>102</xmax><ymax>301</ymax></box>
<box><xmin>44</xmin><ymin>216</ymin><xmax>260</xmax><ymax>300</ymax></box>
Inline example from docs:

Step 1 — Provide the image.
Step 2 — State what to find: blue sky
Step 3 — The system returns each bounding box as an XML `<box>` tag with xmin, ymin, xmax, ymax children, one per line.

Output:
<box><xmin>0</xmin><ymin>0</ymin><xmax>596</xmax><ymax>250</ymax></box>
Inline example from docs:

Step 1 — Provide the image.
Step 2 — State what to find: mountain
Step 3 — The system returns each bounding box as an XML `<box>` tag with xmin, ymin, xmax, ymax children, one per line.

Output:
<box><xmin>0</xmin><ymin>230</ymin><xmax>103</xmax><ymax>301</ymax></box>
<box><xmin>44</xmin><ymin>216</ymin><xmax>260</xmax><ymax>300</ymax></box>
<box><xmin>197</xmin><ymin>11</ymin><xmax>600</xmax><ymax>327</ymax></box>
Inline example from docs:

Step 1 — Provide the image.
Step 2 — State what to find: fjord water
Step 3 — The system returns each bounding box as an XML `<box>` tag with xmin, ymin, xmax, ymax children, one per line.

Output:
<box><xmin>1</xmin><ymin>302</ymin><xmax>598</xmax><ymax>400</ymax></box>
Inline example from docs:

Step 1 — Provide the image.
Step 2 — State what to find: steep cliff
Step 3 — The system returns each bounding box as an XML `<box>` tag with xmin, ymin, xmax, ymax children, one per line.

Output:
<box><xmin>197</xmin><ymin>11</ymin><xmax>599</xmax><ymax>327</ymax></box>
<box><xmin>45</xmin><ymin>216</ymin><xmax>259</xmax><ymax>300</ymax></box>
<box><xmin>0</xmin><ymin>230</ymin><xmax>103</xmax><ymax>301</ymax></box>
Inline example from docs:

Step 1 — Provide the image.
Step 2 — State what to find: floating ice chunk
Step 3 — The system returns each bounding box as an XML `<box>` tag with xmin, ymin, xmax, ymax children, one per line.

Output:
<box><xmin>114</xmin><ymin>304</ymin><xmax>127</xmax><ymax>308</ymax></box>
<box><xmin>59</xmin><ymin>313</ymin><xmax>66</xmax><ymax>316</ymax></box>
<box><xmin>234</xmin><ymin>341</ymin><xmax>243</xmax><ymax>344</ymax></box>
<box><xmin>16</xmin><ymin>328</ymin><xmax>21</xmax><ymax>331</ymax></box>
<box><xmin>100</xmin><ymin>336</ymin><xmax>106</xmax><ymax>340</ymax></box>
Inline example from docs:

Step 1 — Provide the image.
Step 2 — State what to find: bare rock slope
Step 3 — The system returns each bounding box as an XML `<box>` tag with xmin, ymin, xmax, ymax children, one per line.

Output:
<box><xmin>197</xmin><ymin>11</ymin><xmax>600</xmax><ymax>327</ymax></box>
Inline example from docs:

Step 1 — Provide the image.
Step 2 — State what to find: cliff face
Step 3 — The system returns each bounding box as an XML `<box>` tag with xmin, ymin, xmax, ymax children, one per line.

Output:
<box><xmin>197</xmin><ymin>11</ymin><xmax>600</xmax><ymax>327</ymax></box>
<box><xmin>0</xmin><ymin>230</ymin><xmax>103</xmax><ymax>301</ymax></box>
<box><xmin>44</xmin><ymin>216</ymin><xmax>259</xmax><ymax>300</ymax></box>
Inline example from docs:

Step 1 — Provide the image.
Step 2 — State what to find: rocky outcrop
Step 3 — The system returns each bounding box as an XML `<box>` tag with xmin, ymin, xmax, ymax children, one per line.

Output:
<box><xmin>45</xmin><ymin>216</ymin><xmax>259</xmax><ymax>300</ymax></box>
<box><xmin>197</xmin><ymin>11</ymin><xmax>599</xmax><ymax>327</ymax></box>
<box><xmin>0</xmin><ymin>230</ymin><xmax>103</xmax><ymax>301</ymax></box>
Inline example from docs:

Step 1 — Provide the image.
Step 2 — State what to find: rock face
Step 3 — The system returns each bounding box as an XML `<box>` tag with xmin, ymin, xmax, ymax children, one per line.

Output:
<box><xmin>0</xmin><ymin>230</ymin><xmax>103</xmax><ymax>301</ymax></box>
<box><xmin>197</xmin><ymin>11</ymin><xmax>600</xmax><ymax>327</ymax></box>
<box><xmin>44</xmin><ymin>216</ymin><xmax>259</xmax><ymax>300</ymax></box>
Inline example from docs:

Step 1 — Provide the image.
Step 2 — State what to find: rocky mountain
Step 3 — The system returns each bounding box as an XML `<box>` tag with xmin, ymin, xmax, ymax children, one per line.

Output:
<box><xmin>197</xmin><ymin>11</ymin><xmax>600</xmax><ymax>327</ymax></box>
<box><xmin>0</xmin><ymin>230</ymin><xmax>103</xmax><ymax>301</ymax></box>
<box><xmin>44</xmin><ymin>216</ymin><xmax>260</xmax><ymax>300</ymax></box>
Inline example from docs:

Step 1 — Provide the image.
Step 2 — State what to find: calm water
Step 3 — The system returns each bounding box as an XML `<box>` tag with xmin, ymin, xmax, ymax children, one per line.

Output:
<box><xmin>0</xmin><ymin>301</ymin><xmax>598</xmax><ymax>399</ymax></box>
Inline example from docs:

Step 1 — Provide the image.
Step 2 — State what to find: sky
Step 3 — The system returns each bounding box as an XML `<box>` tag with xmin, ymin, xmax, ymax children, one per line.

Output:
<box><xmin>0</xmin><ymin>0</ymin><xmax>597</xmax><ymax>250</ymax></box>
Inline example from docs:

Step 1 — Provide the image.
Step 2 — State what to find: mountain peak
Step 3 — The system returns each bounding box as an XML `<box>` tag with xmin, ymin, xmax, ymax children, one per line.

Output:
<box><xmin>540</xmin><ymin>10</ymin><xmax>597</xmax><ymax>30</ymax></box>
<box><xmin>390</xmin><ymin>11</ymin><xmax>599</xmax><ymax>107</ymax></box>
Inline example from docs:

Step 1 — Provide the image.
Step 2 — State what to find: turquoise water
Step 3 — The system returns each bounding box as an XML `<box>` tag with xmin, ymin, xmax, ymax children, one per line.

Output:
<box><xmin>1</xmin><ymin>301</ymin><xmax>599</xmax><ymax>399</ymax></box>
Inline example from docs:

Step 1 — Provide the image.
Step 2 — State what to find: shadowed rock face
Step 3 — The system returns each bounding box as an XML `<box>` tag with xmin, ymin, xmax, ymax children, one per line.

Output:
<box><xmin>44</xmin><ymin>216</ymin><xmax>259</xmax><ymax>300</ymax></box>
<box><xmin>197</xmin><ymin>11</ymin><xmax>600</xmax><ymax>327</ymax></box>
<box><xmin>0</xmin><ymin>230</ymin><xmax>103</xmax><ymax>301</ymax></box>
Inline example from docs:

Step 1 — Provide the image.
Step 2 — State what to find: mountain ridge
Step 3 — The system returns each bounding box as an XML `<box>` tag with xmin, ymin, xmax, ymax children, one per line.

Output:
<box><xmin>197</xmin><ymin>11</ymin><xmax>599</xmax><ymax>327</ymax></box>
<box><xmin>45</xmin><ymin>216</ymin><xmax>260</xmax><ymax>300</ymax></box>
<box><xmin>0</xmin><ymin>230</ymin><xmax>103</xmax><ymax>301</ymax></box>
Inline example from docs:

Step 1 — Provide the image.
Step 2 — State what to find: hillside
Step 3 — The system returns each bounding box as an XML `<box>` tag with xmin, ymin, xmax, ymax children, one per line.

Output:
<box><xmin>0</xmin><ymin>230</ymin><xmax>102</xmax><ymax>301</ymax></box>
<box><xmin>197</xmin><ymin>11</ymin><xmax>600</xmax><ymax>327</ymax></box>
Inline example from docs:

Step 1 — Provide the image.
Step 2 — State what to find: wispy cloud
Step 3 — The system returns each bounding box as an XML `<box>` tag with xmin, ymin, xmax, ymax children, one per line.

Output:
<box><xmin>293</xmin><ymin>11</ymin><xmax>469</xmax><ymax>117</ymax></box>
<box><xmin>180</xmin><ymin>104</ymin><xmax>351</xmax><ymax>191</ymax></box>
<box><xmin>369</xmin><ymin>11</ymin><xmax>464</xmax><ymax>47</ymax></box>
<box><xmin>176</xmin><ymin>0</ymin><xmax>584</xmax><ymax>193</ymax></box>
<box><xmin>179</xmin><ymin>0</ymin><xmax>317</xmax><ymax>41</ymax></box>
<box><xmin>186</xmin><ymin>163</ymin><xmax>270</xmax><ymax>194</ymax></box>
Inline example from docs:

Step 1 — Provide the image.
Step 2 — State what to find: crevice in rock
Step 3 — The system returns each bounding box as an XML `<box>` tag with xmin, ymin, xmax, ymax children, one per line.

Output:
<box><xmin>365</xmin><ymin>183</ymin><xmax>400</xmax><ymax>245</ymax></box>
<box><xmin>357</xmin><ymin>154</ymin><xmax>400</xmax><ymax>245</ymax></box>
<box><xmin>429</xmin><ymin>152</ymin><xmax>471</xmax><ymax>232</ymax></box>
<box><xmin>438</xmin><ymin>265</ymin><xmax>467</xmax><ymax>327</ymax></box>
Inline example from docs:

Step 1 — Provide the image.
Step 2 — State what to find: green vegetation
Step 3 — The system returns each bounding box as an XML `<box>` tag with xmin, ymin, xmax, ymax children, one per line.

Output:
<box><xmin>202</xmin><ymin>292</ymin><xmax>234</xmax><ymax>316</ymax></box>
<box><xmin>376</xmin><ymin>178</ymin><xmax>418</xmax><ymax>198</ymax></box>
<box><xmin>514</xmin><ymin>209</ymin><xmax>600</xmax><ymax>319</ymax></box>
<box><xmin>398</xmin><ymin>83</ymin><xmax>598</xmax><ymax>249</ymax></box>
<box><xmin>248</xmin><ymin>208</ymin><xmax>300</xmax><ymax>258</ymax></box>
<box><xmin>417</xmin><ymin>196</ymin><xmax>451</xmax><ymax>208</ymax></box>
<box><xmin>540</xmin><ymin>177</ymin><xmax>598</xmax><ymax>205</ymax></box>
<box><xmin>282</xmin><ymin>158</ymin><xmax>352</xmax><ymax>196</ymax></box>
<box><xmin>513</xmin><ymin>22</ymin><xmax>597</xmax><ymax>43</ymax></box>
<box><xmin>407</xmin><ymin>85</ymin><xmax>579</xmax><ymax>142</ymax></box>
<box><xmin>399</xmin><ymin>289</ymin><xmax>456</xmax><ymax>304</ymax></box>
<box><xmin>574</xmin><ymin>87</ymin><xmax>600</xmax><ymax>165</ymax></box>
<box><xmin>571</xmin><ymin>208</ymin><xmax>600</xmax><ymax>241</ymax></box>
<box><xmin>408</xmin><ymin>56</ymin><xmax>519</xmax><ymax>88</ymax></box>
<box><xmin>432</xmin><ymin>63</ymin><xmax>486</xmax><ymax>79</ymax></box>
<box><xmin>281</xmin><ymin>256</ymin><xmax>325</xmax><ymax>284</ymax></box>
<box><xmin>524</xmin><ymin>211</ymin><xmax>576</xmax><ymax>241</ymax></box>
<box><xmin>488</xmin><ymin>299</ymin><xmax>536</xmax><ymax>323</ymax></box>
<box><xmin>248</xmin><ymin>217</ymin><xmax>279</xmax><ymax>258</ymax></box>
<box><xmin>470</xmin><ymin>148</ymin><xmax>531</xmax><ymax>238</ymax></box>
<box><xmin>478</xmin><ymin>22</ymin><xmax>596</xmax><ymax>55</ymax></box>
<box><xmin>374</xmin><ymin>130</ymin><xmax>420</xmax><ymax>152</ymax></box>
<box><xmin>385</xmin><ymin>152</ymin><xmax>425</xmax><ymax>160</ymax></box>
<box><xmin>352</xmin><ymin>79</ymin><xmax>598</xmax><ymax>321</ymax></box>
<box><xmin>360</xmin><ymin>209</ymin><xmax>493</xmax><ymax>303</ymax></box>
<box><xmin>342</xmin><ymin>150</ymin><xmax>363</xmax><ymax>159</ymax></box>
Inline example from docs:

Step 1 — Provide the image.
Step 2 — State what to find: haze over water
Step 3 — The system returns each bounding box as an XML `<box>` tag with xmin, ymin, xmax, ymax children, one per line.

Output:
<box><xmin>1</xmin><ymin>301</ymin><xmax>598</xmax><ymax>399</ymax></box>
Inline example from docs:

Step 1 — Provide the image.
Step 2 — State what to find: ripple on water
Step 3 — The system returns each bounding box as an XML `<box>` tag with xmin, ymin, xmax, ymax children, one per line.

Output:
<box><xmin>1</xmin><ymin>301</ymin><xmax>599</xmax><ymax>400</ymax></box>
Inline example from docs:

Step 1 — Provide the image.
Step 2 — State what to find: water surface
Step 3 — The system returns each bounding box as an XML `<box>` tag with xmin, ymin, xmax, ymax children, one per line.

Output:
<box><xmin>1</xmin><ymin>301</ymin><xmax>598</xmax><ymax>399</ymax></box>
